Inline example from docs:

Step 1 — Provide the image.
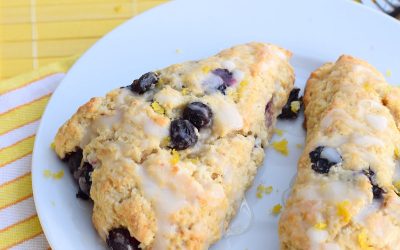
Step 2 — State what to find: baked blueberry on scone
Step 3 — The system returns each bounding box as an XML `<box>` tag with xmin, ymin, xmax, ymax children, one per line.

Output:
<box><xmin>53</xmin><ymin>42</ymin><xmax>294</xmax><ymax>249</ymax></box>
<box><xmin>279</xmin><ymin>55</ymin><xmax>400</xmax><ymax>249</ymax></box>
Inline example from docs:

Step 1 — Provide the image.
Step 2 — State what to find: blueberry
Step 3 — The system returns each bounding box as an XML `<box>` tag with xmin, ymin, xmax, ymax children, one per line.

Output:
<box><xmin>182</xmin><ymin>102</ymin><xmax>213</xmax><ymax>129</ymax></box>
<box><xmin>265</xmin><ymin>100</ymin><xmax>274</xmax><ymax>128</ymax></box>
<box><xmin>107</xmin><ymin>227</ymin><xmax>140</xmax><ymax>250</ymax></box>
<box><xmin>130</xmin><ymin>72</ymin><xmax>158</xmax><ymax>94</ymax></box>
<box><xmin>217</xmin><ymin>84</ymin><xmax>227</xmax><ymax>94</ymax></box>
<box><xmin>212</xmin><ymin>68</ymin><xmax>234</xmax><ymax>94</ymax></box>
<box><xmin>363</xmin><ymin>168</ymin><xmax>385</xmax><ymax>199</ymax></box>
<box><xmin>278</xmin><ymin>88</ymin><xmax>302</xmax><ymax>119</ymax></box>
<box><xmin>75</xmin><ymin>162</ymin><xmax>93</xmax><ymax>200</ymax></box>
<box><xmin>309</xmin><ymin>146</ymin><xmax>342</xmax><ymax>174</ymax></box>
<box><xmin>170</xmin><ymin>119</ymin><xmax>198</xmax><ymax>150</ymax></box>
<box><xmin>63</xmin><ymin>148</ymin><xmax>83</xmax><ymax>173</ymax></box>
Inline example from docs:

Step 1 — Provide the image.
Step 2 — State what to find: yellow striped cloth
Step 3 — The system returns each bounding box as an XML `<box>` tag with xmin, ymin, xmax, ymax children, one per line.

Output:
<box><xmin>0</xmin><ymin>1</ymin><xmax>166</xmax><ymax>249</ymax></box>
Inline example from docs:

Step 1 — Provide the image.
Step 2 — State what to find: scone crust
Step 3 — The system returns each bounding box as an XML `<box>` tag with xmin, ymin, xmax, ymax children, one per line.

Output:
<box><xmin>55</xmin><ymin>42</ymin><xmax>295</xmax><ymax>249</ymax></box>
<box><xmin>280</xmin><ymin>55</ymin><xmax>400</xmax><ymax>250</ymax></box>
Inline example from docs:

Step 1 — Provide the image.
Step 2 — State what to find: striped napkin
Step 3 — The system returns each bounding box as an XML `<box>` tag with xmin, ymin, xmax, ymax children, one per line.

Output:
<box><xmin>0</xmin><ymin>58</ymin><xmax>76</xmax><ymax>249</ymax></box>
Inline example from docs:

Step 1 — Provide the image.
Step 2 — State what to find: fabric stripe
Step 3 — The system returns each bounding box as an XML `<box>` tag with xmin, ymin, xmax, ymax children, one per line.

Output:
<box><xmin>0</xmin><ymin>95</ymin><xmax>49</xmax><ymax>136</ymax></box>
<box><xmin>0</xmin><ymin>120</ymin><xmax>39</xmax><ymax>150</ymax></box>
<box><xmin>0</xmin><ymin>155</ymin><xmax>32</xmax><ymax>186</ymax></box>
<box><xmin>0</xmin><ymin>196</ymin><xmax>36</xmax><ymax>229</ymax></box>
<box><xmin>0</xmin><ymin>56</ymin><xmax>76</xmax><ymax>94</ymax></box>
<box><xmin>9</xmin><ymin>234</ymin><xmax>49</xmax><ymax>250</ymax></box>
<box><xmin>0</xmin><ymin>215</ymin><xmax>42</xmax><ymax>250</ymax></box>
<box><xmin>0</xmin><ymin>136</ymin><xmax>35</xmax><ymax>168</ymax></box>
<box><xmin>0</xmin><ymin>73</ymin><xmax>61</xmax><ymax>114</ymax></box>
<box><xmin>0</xmin><ymin>173</ymin><xmax>32</xmax><ymax>210</ymax></box>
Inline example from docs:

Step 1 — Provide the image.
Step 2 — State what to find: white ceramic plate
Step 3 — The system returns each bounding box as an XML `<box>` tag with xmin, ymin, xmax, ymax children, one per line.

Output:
<box><xmin>32</xmin><ymin>0</ymin><xmax>400</xmax><ymax>249</ymax></box>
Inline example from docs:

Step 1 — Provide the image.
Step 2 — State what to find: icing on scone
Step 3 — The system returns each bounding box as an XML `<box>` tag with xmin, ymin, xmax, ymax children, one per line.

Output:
<box><xmin>54</xmin><ymin>42</ymin><xmax>295</xmax><ymax>249</ymax></box>
<box><xmin>279</xmin><ymin>55</ymin><xmax>400</xmax><ymax>250</ymax></box>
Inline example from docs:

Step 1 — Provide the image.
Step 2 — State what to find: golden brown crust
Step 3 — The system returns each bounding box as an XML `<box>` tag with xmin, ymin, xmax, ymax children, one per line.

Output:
<box><xmin>280</xmin><ymin>55</ymin><xmax>400</xmax><ymax>250</ymax></box>
<box><xmin>54</xmin><ymin>42</ymin><xmax>295</xmax><ymax>249</ymax></box>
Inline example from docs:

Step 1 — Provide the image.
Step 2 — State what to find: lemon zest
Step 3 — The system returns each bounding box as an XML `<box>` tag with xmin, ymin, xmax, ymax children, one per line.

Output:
<box><xmin>386</xmin><ymin>69</ymin><xmax>392</xmax><ymax>77</ymax></box>
<box><xmin>43</xmin><ymin>169</ymin><xmax>64</xmax><ymax>180</ymax></box>
<box><xmin>50</xmin><ymin>142</ymin><xmax>55</xmax><ymax>150</ymax></box>
<box><xmin>272</xmin><ymin>139</ymin><xmax>289</xmax><ymax>156</ymax></box>
<box><xmin>358</xmin><ymin>229</ymin><xmax>373</xmax><ymax>249</ymax></box>
<box><xmin>256</xmin><ymin>184</ymin><xmax>273</xmax><ymax>198</ymax></box>
<box><xmin>171</xmin><ymin>149</ymin><xmax>180</xmax><ymax>165</ymax></box>
<box><xmin>190</xmin><ymin>157</ymin><xmax>200</xmax><ymax>164</ymax></box>
<box><xmin>314</xmin><ymin>222</ymin><xmax>327</xmax><ymax>230</ymax></box>
<box><xmin>202</xmin><ymin>66</ymin><xmax>211</xmax><ymax>74</ymax></box>
<box><xmin>296</xmin><ymin>143</ymin><xmax>303</xmax><ymax>149</ymax></box>
<box><xmin>53</xmin><ymin>170</ymin><xmax>65</xmax><ymax>180</ymax></box>
<box><xmin>290</xmin><ymin>101</ymin><xmax>300</xmax><ymax>113</ymax></box>
<box><xmin>363</xmin><ymin>82</ymin><xmax>374</xmax><ymax>92</ymax></box>
<box><xmin>395</xmin><ymin>147</ymin><xmax>400</xmax><ymax>158</ymax></box>
<box><xmin>181</xmin><ymin>88</ymin><xmax>189</xmax><ymax>95</ymax></box>
<box><xmin>151</xmin><ymin>101</ymin><xmax>165</xmax><ymax>115</ymax></box>
<box><xmin>235</xmin><ymin>80</ymin><xmax>249</xmax><ymax>100</ymax></box>
<box><xmin>43</xmin><ymin>169</ymin><xmax>52</xmax><ymax>178</ymax></box>
<box><xmin>337</xmin><ymin>200</ymin><xmax>351</xmax><ymax>223</ymax></box>
<box><xmin>271</xmin><ymin>204</ymin><xmax>282</xmax><ymax>215</ymax></box>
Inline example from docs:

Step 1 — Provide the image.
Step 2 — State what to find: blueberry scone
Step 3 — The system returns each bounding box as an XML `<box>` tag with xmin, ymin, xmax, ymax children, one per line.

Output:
<box><xmin>279</xmin><ymin>55</ymin><xmax>400</xmax><ymax>250</ymax></box>
<box><xmin>54</xmin><ymin>42</ymin><xmax>295</xmax><ymax>249</ymax></box>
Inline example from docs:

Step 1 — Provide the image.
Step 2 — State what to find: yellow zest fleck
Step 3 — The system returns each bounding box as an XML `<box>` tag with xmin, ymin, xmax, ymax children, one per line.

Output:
<box><xmin>290</xmin><ymin>101</ymin><xmax>300</xmax><ymax>113</ymax></box>
<box><xmin>395</xmin><ymin>147</ymin><xmax>400</xmax><ymax>159</ymax></box>
<box><xmin>181</xmin><ymin>87</ymin><xmax>189</xmax><ymax>95</ymax></box>
<box><xmin>337</xmin><ymin>200</ymin><xmax>351</xmax><ymax>223</ymax></box>
<box><xmin>171</xmin><ymin>149</ymin><xmax>180</xmax><ymax>165</ymax></box>
<box><xmin>43</xmin><ymin>169</ymin><xmax>64</xmax><ymax>180</ymax></box>
<box><xmin>386</xmin><ymin>69</ymin><xmax>392</xmax><ymax>77</ymax></box>
<box><xmin>296</xmin><ymin>143</ymin><xmax>303</xmax><ymax>149</ymax></box>
<box><xmin>274</xmin><ymin>128</ymin><xmax>284</xmax><ymax>136</ymax></box>
<box><xmin>235</xmin><ymin>80</ymin><xmax>249</xmax><ymax>101</ymax></box>
<box><xmin>363</xmin><ymin>82</ymin><xmax>374</xmax><ymax>92</ymax></box>
<box><xmin>190</xmin><ymin>157</ymin><xmax>200</xmax><ymax>164</ymax></box>
<box><xmin>43</xmin><ymin>169</ymin><xmax>52</xmax><ymax>178</ymax></box>
<box><xmin>53</xmin><ymin>170</ymin><xmax>65</xmax><ymax>180</ymax></box>
<box><xmin>175</xmin><ymin>49</ymin><xmax>182</xmax><ymax>54</ymax></box>
<box><xmin>358</xmin><ymin>229</ymin><xmax>372</xmax><ymax>249</ymax></box>
<box><xmin>314</xmin><ymin>222</ymin><xmax>327</xmax><ymax>230</ymax></box>
<box><xmin>151</xmin><ymin>101</ymin><xmax>165</xmax><ymax>115</ymax></box>
<box><xmin>272</xmin><ymin>139</ymin><xmax>289</xmax><ymax>156</ymax></box>
<box><xmin>256</xmin><ymin>184</ymin><xmax>273</xmax><ymax>199</ymax></box>
<box><xmin>271</xmin><ymin>204</ymin><xmax>282</xmax><ymax>215</ymax></box>
<box><xmin>50</xmin><ymin>142</ymin><xmax>55</xmax><ymax>150</ymax></box>
<box><xmin>202</xmin><ymin>66</ymin><xmax>211</xmax><ymax>74</ymax></box>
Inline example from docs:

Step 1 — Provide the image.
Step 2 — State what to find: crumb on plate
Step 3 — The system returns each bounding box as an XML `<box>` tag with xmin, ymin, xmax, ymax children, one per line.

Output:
<box><xmin>272</xmin><ymin>139</ymin><xmax>289</xmax><ymax>156</ymax></box>
<box><xmin>271</xmin><ymin>203</ymin><xmax>282</xmax><ymax>215</ymax></box>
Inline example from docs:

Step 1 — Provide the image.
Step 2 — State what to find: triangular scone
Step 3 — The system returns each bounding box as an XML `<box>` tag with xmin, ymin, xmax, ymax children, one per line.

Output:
<box><xmin>54</xmin><ymin>42</ymin><xmax>294</xmax><ymax>249</ymax></box>
<box><xmin>279</xmin><ymin>55</ymin><xmax>400</xmax><ymax>250</ymax></box>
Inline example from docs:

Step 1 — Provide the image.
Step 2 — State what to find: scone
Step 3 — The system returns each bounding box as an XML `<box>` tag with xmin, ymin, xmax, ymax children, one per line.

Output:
<box><xmin>279</xmin><ymin>55</ymin><xmax>400</xmax><ymax>250</ymax></box>
<box><xmin>54</xmin><ymin>42</ymin><xmax>295</xmax><ymax>249</ymax></box>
